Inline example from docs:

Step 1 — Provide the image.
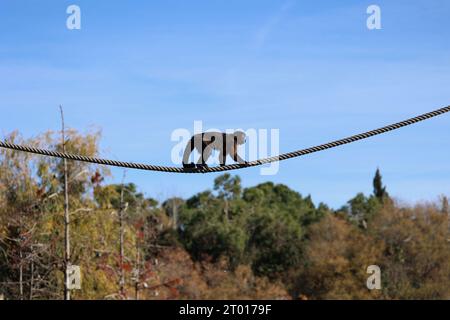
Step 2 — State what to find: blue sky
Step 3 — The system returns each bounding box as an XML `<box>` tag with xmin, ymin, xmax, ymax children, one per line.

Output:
<box><xmin>0</xmin><ymin>0</ymin><xmax>449</xmax><ymax>208</ymax></box>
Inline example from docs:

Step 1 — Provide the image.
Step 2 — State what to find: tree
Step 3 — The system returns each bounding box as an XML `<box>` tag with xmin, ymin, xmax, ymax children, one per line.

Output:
<box><xmin>373</xmin><ymin>168</ymin><xmax>388</xmax><ymax>201</ymax></box>
<box><xmin>369</xmin><ymin>202</ymin><xmax>450</xmax><ymax>299</ymax></box>
<box><xmin>2</xmin><ymin>130</ymin><xmax>450</xmax><ymax>300</ymax></box>
<box><xmin>246</xmin><ymin>211</ymin><xmax>303</xmax><ymax>277</ymax></box>
<box><xmin>289</xmin><ymin>214</ymin><xmax>383</xmax><ymax>300</ymax></box>
<box><xmin>344</xmin><ymin>192</ymin><xmax>380</xmax><ymax>225</ymax></box>
<box><xmin>162</xmin><ymin>197</ymin><xmax>184</xmax><ymax>230</ymax></box>
<box><xmin>214</xmin><ymin>174</ymin><xmax>242</xmax><ymax>221</ymax></box>
<box><xmin>340</xmin><ymin>169</ymin><xmax>390</xmax><ymax>226</ymax></box>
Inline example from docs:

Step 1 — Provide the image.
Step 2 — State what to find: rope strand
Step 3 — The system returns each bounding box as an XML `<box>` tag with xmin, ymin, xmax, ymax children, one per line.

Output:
<box><xmin>1</xmin><ymin>106</ymin><xmax>449</xmax><ymax>174</ymax></box>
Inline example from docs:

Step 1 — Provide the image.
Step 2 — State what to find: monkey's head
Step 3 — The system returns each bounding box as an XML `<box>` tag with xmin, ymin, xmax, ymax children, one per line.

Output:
<box><xmin>234</xmin><ymin>131</ymin><xmax>246</xmax><ymax>145</ymax></box>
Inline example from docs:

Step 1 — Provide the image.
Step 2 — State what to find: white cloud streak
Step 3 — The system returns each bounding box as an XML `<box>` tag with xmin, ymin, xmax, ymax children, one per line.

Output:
<box><xmin>254</xmin><ymin>0</ymin><xmax>295</xmax><ymax>48</ymax></box>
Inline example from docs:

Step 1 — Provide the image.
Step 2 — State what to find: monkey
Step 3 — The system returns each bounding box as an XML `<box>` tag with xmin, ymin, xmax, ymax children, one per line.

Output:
<box><xmin>183</xmin><ymin>131</ymin><xmax>248</xmax><ymax>169</ymax></box>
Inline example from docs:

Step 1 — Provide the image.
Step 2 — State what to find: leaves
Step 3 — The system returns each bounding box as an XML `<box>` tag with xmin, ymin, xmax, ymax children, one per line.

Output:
<box><xmin>0</xmin><ymin>131</ymin><xmax>449</xmax><ymax>300</ymax></box>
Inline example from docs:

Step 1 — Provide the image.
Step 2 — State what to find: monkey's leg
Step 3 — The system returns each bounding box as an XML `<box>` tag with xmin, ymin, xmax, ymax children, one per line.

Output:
<box><xmin>232</xmin><ymin>147</ymin><xmax>248</xmax><ymax>165</ymax></box>
<box><xmin>182</xmin><ymin>137</ymin><xmax>196</xmax><ymax>169</ymax></box>
<box><xmin>235</xmin><ymin>154</ymin><xmax>248</xmax><ymax>165</ymax></box>
<box><xmin>219</xmin><ymin>151</ymin><xmax>226</xmax><ymax>166</ymax></box>
<box><xmin>197</xmin><ymin>142</ymin><xmax>213</xmax><ymax>169</ymax></box>
<box><xmin>219</xmin><ymin>136</ymin><xmax>228</xmax><ymax>166</ymax></box>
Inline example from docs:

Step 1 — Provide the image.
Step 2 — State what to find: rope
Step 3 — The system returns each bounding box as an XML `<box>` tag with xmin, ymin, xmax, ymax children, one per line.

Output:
<box><xmin>0</xmin><ymin>106</ymin><xmax>449</xmax><ymax>174</ymax></box>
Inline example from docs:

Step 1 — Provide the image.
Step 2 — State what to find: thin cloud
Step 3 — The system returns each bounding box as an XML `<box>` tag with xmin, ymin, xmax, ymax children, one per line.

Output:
<box><xmin>254</xmin><ymin>0</ymin><xmax>295</xmax><ymax>48</ymax></box>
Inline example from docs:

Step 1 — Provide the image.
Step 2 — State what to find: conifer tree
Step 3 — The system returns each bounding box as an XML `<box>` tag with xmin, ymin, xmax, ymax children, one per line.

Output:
<box><xmin>373</xmin><ymin>168</ymin><xmax>388</xmax><ymax>200</ymax></box>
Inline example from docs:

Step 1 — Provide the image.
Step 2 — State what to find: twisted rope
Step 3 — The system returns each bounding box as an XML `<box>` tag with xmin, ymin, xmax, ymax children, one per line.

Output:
<box><xmin>1</xmin><ymin>106</ymin><xmax>449</xmax><ymax>174</ymax></box>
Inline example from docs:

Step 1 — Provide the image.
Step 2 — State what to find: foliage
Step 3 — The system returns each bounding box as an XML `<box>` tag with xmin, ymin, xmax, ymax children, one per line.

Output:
<box><xmin>1</xmin><ymin>131</ymin><xmax>449</xmax><ymax>300</ymax></box>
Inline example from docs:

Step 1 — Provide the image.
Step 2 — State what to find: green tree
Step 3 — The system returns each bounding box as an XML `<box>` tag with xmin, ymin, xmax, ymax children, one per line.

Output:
<box><xmin>341</xmin><ymin>169</ymin><xmax>391</xmax><ymax>226</ymax></box>
<box><xmin>246</xmin><ymin>211</ymin><xmax>304</xmax><ymax>277</ymax></box>
<box><xmin>373</xmin><ymin>168</ymin><xmax>388</xmax><ymax>200</ymax></box>
<box><xmin>214</xmin><ymin>174</ymin><xmax>242</xmax><ymax>221</ymax></box>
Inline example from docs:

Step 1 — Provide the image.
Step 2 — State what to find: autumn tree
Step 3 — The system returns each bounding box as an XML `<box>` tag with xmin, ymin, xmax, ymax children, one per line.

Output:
<box><xmin>369</xmin><ymin>202</ymin><xmax>450</xmax><ymax>299</ymax></box>
<box><xmin>288</xmin><ymin>213</ymin><xmax>383</xmax><ymax>299</ymax></box>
